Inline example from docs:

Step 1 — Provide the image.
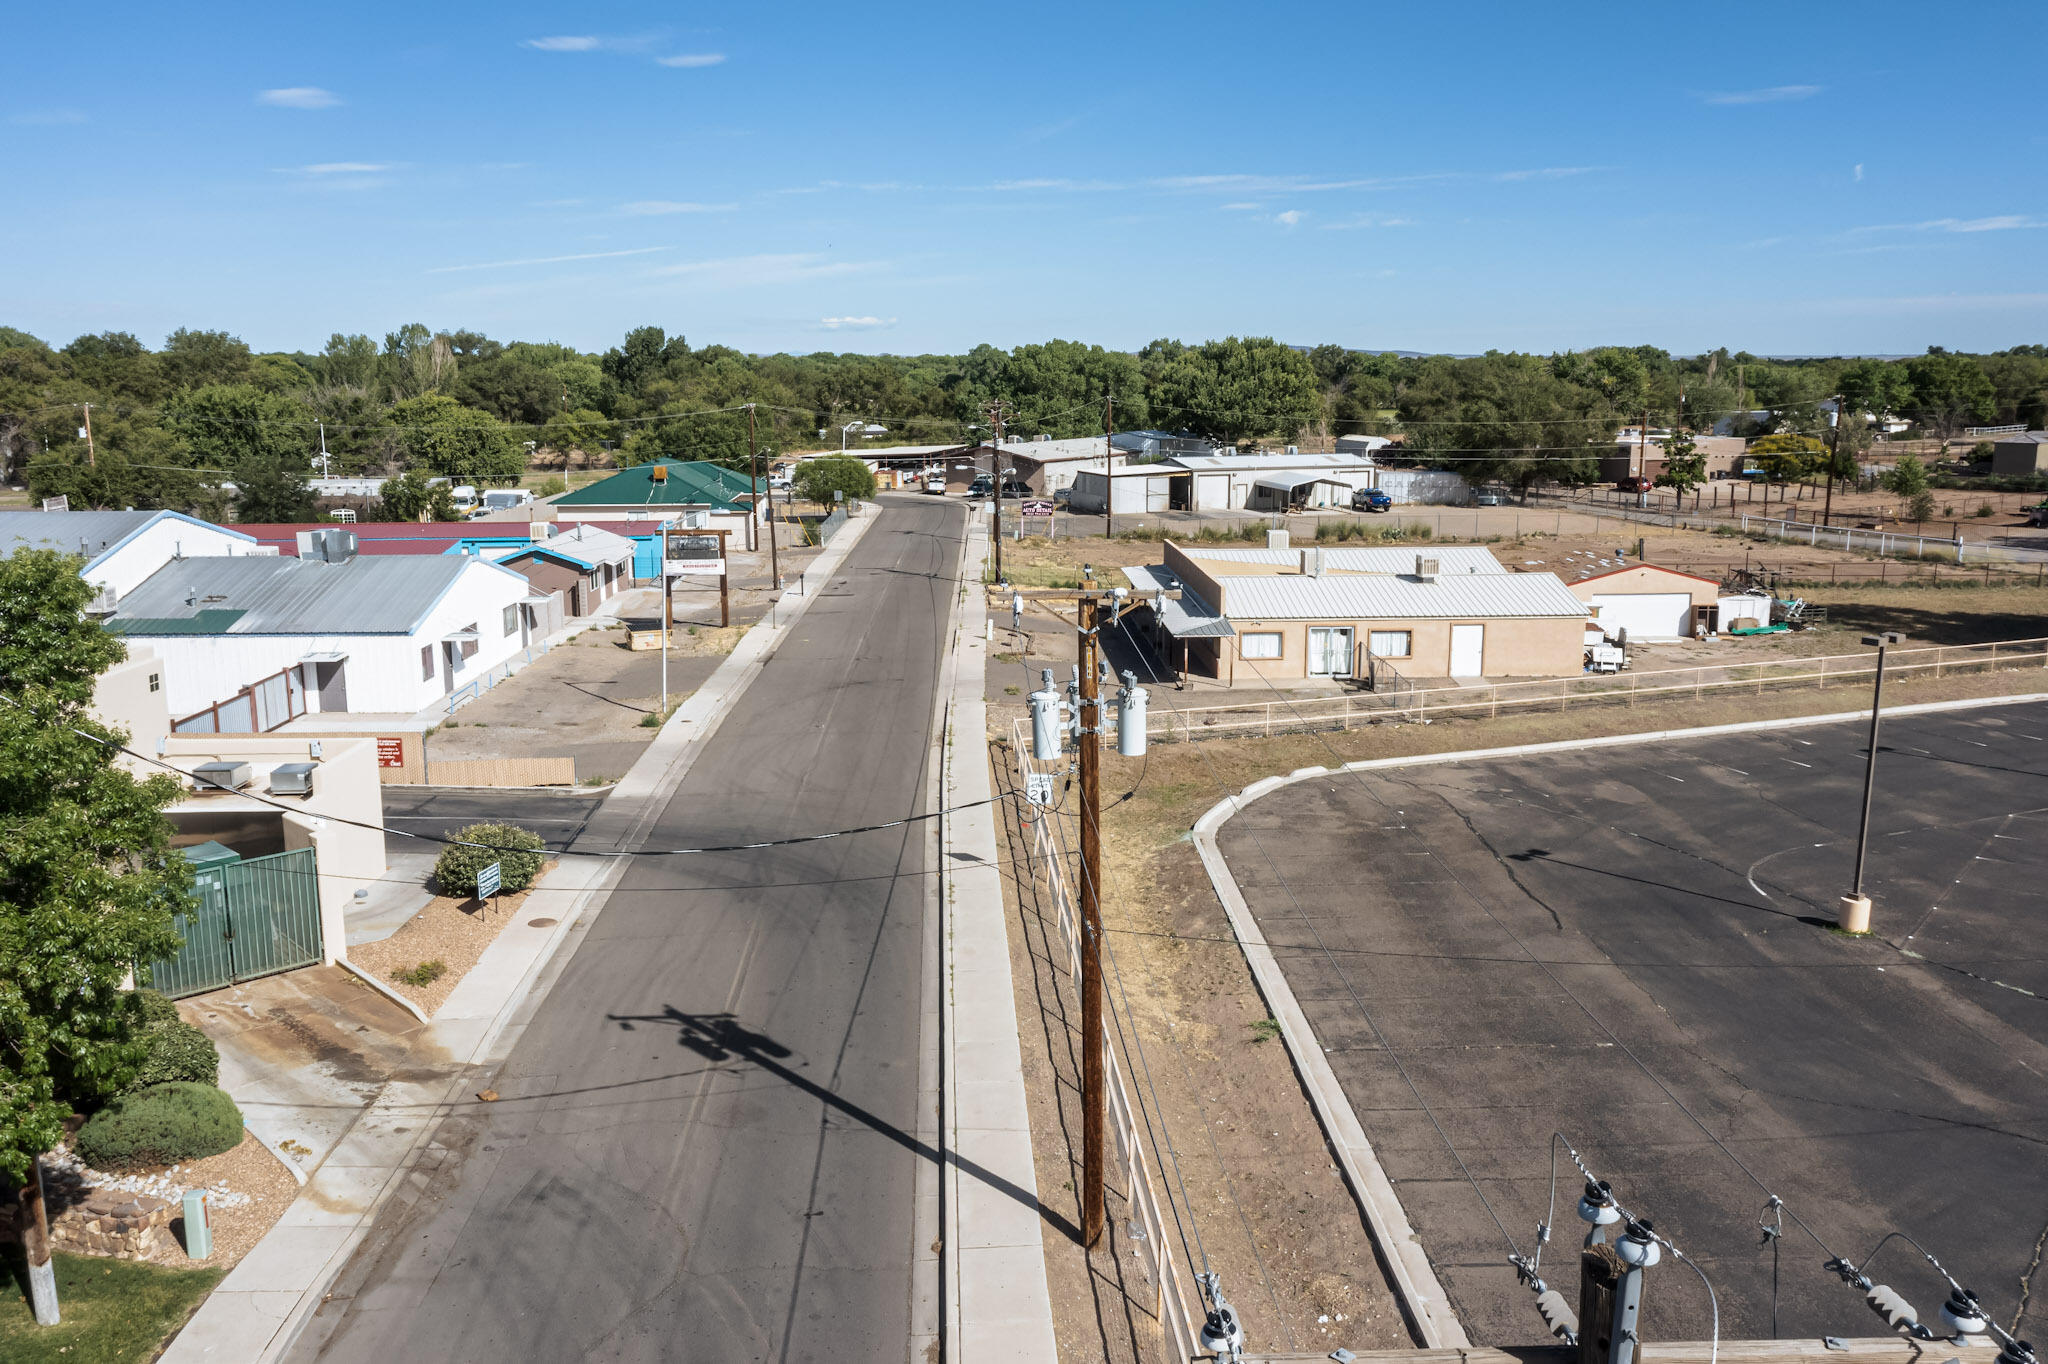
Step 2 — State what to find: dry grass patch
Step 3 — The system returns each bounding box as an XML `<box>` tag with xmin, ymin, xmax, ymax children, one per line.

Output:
<box><xmin>348</xmin><ymin>887</ymin><xmax>534</xmax><ymax>1015</ymax></box>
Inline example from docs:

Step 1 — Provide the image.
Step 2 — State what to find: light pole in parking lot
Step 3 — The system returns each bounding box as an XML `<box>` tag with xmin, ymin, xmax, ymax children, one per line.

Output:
<box><xmin>1841</xmin><ymin>630</ymin><xmax>1905</xmax><ymax>933</ymax></box>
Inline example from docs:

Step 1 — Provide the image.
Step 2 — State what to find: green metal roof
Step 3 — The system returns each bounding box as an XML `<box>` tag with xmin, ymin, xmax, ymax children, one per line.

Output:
<box><xmin>553</xmin><ymin>460</ymin><xmax>757</xmax><ymax>510</ymax></box>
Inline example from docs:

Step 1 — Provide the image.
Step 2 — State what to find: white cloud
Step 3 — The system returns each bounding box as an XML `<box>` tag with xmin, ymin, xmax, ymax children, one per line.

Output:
<box><xmin>1853</xmin><ymin>163</ymin><xmax>1865</xmax><ymax>181</ymax></box>
<box><xmin>619</xmin><ymin>200</ymin><xmax>738</xmax><ymax>215</ymax></box>
<box><xmin>1274</xmin><ymin>209</ymin><xmax>1303</xmax><ymax>226</ymax></box>
<box><xmin>821</xmin><ymin>316</ymin><xmax>897</xmax><ymax>330</ymax></box>
<box><xmin>1853</xmin><ymin>215</ymin><xmax>2046</xmax><ymax>234</ymax></box>
<box><xmin>1319</xmin><ymin>213</ymin><xmax>1414</xmax><ymax>230</ymax></box>
<box><xmin>1220</xmin><ymin>202</ymin><xmax>1262</xmax><ymax>211</ymax></box>
<box><xmin>657</xmin><ymin>52</ymin><xmax>726</xmax><ymax>67</ymax></box>
<box><xmin>258</xmin><ymin>87</ymin><xmax>340</xmax><ymax>109</ymax></box>
<box><xmin>1490</xmin><ymin>166</ymin><xmax>1600</xmax><ymax>181</ymax></box>
<box><xmin>1703</xmin><ymin>84</ymin><xmax>1822</xmax><ymax>105</ymax></box>
<box><xmin>988</xmin><ymin>177</ymin><xmax>1119</xmax><ymax>192</ymax></box>
<box><xmin>523</xmin><ymin>35</ymin><xmax>600</xmax><ymax>51</ymax></box>
<box><xmin>7</xmin><ymin>108</ymin><xmax>87</xmax><ymax>126</ymax></box>
<box><xmin>297</xmin><ymin>162</ymin><xmax>390</xmax><ymax>175</ymax></box>
<box><xmin>1151</xmin><ymin>166</ymin><xmax>1598</xmax><ymax>194</ymax></box>
<box><xmin>428</xmin><ymin>246</ymin><xmax>671</xmax><ymax>274</ymax></box>
<box><xmin>650</xmin><ymin>253</ymin><xmax>886</xmax><ymax>286</ymax></box>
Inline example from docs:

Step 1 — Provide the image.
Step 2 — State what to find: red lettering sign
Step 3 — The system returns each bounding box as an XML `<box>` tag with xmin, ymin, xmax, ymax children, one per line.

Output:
<box><xmin>376</xmin><ymin>737</ymin><xmax>405</xmax><ymax>768</ymax></box>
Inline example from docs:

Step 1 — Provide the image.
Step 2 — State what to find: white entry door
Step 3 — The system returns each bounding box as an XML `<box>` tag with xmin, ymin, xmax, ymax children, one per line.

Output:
<box><xmin>1449</xmin><ymin>623</ymin><xmax>1485</xmax><ymax>677</ymax></box>
<box><xmin>1307</xmin><ymin>627</ymin><xmax>1354</xmax><ymax>677</ymax></box>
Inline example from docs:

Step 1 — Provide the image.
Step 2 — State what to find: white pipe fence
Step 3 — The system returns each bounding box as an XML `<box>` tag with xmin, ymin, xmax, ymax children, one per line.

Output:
<box><xmin>1149</xmin><ymin>637</ymin><xmax>2048</xmax><ymax>742</ymax></box>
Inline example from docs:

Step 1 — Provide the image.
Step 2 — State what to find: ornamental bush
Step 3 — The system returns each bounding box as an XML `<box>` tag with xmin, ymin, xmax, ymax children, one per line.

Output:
<box><xmin>126</xmin><ymin>1021</ymin><xmax>220</xmax><ymax>1091</ymax></box>
<box><xmin>74</xmin><ymin>1082</ymin><xmax>242</xmax><ymax>1171</ymax></box>
<box><xmin>432</xmin><ymin>823</ymin><xmax>546</xmax><ymax>897</ymax></box>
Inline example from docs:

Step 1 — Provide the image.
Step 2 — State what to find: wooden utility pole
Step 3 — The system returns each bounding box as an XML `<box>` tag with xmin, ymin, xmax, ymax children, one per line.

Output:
<box><xmin>1103</xmin><ymin>391</ymin><xmax>1115</xmax><ymax>540</ymax></box>
<box><xmin>758</xmin><ymin>406</ymin><xmax>781</xmax><ymax>589</ymax></box>
<box><xmin>985</xmin><ymin>399</ymin><xmax>1009</xmax><ymax>585</ymax></box>
<box><xmin>745</xmin><ymin>404</ymin><xmax>760</xmax><ymax>554</ymax></box>
<box><xmin>1577</xmin><ymin>1243</ymin><xmax>1624</xmax><ymax>1364</ymax></box>
<box><xmin>80</xmin><ymin>402</ymin><xmax>96</xmax><ymax>468</ymax></box>
<box><xmin>1822</xmin><ymin>391</ymin><xmax>1843</xmax><ymax>528</ymax></box>
<box><xmin>1075</xmin><ymin>589</ymin><xmax>1106</xmax><ymax>1249</ymax></box>
<box><xmin>22</xmin><ymin>1154</ymin><xmax>59</xmax><ymax>1323</ymax></box>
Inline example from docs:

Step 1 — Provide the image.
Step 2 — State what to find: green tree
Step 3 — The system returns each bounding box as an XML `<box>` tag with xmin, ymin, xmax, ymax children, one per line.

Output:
<box><xmin>1147</xmin><ymin>336</ymin><xmax>1323</xmax><ymax>446</ymax></box>
<box><xmin>792</xmin><ymin>455</ymin><xmax>876</xmax><ymax>505</ymax></box>
<box><xmin>318</xmin><ymin>333</ymin><xmax>380</xmax><ymax>390</ymax></box>
<box><xmin>1654</xmin><ymin>428</ymin><xmax>1707</xmax><ymax>494</ymax></box>
<box><xmin>158</xmin><ymin>328</ymin><xmax>253</xmax><ymax>390</ymax></box>
<box><xmin>165</xmin><ymin>383</ymin><xmax>311</xmax><ymax>472</ymax></box>
<box><xmin>1902</xmin><ymin>350</ymin><xmax>1996</xmax><ymax>445</ymax></box>
<box><xmin>376</xmin><ymin>468</ymin><xmax>459</xmax><ymax>521</ymax></box>
<box><xmin>0</xmin><ymin>549</ymin><xmax>190</xmax><ymax>1178</ymax></box>
<box><xmin>541</xmin><ymin>408</ymin><xmax>613</xmax><ymax>467</ymax></box>
<box><xmin>1748</xmin><ymin>433</ymin><xmax>1823</xmax><ymax>484</ymax></box>
<box><xmin>388</xmin><ymin>394</ymin><xmax>523</xmax><ymax>481</ymax></box>
<box><xmin>232</xmin><ymin>466</ymin><xmax>318</xmax><ymax>522</ymax></box>
<box><xmin>1883</xmin><ymin>453</ymin><xmax>1930</xmax><ymax>498</ymax></box>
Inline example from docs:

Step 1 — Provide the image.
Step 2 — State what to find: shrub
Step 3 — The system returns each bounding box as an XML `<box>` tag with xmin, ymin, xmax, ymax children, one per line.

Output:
<box><xmin>1977</xmin><ymin>503</ymin><xmax>1995</xmax><ymax>518</ymax></box>
<box><xmin>127</xmin><ymin>1020</ymin><xmax>220</xmax><ymax>1091</ymax></box>
<box><xmin>432</xmin><ymin>822</ymin><xmax>546</xmax><ymax>897</ymax></box>
<box><xmin>1907</xmin><ymin>490</ymin><xmax>1938</xmax><ymax>523</ymax></box>
<box><xmin>393</xmin><ymin>960</ymin><xmax>447</xmax><ymax>987</ymax></box>
<box><xmin>74</xmin><ymin>1082</ymin><xmax>242</xmax><ymax>1170</ymax></box>
<box><xmin>133</xmin><ymin>989</ymin><xmax>182</xmax><ymax>1030</ymax></box>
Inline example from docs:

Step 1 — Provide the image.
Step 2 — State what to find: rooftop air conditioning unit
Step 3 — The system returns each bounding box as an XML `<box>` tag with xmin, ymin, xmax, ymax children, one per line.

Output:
<box><xmin>1415</xmin><ymin>556</ymin><xmax>1440</xmax><ymax>582</ymax></box>
<box><xmin>191</xmin><ymin>760</ymin><xmax>253</xmax><ymax>792</ymax></box>
<box><xmin>269</xmin><ymin>762</ymin><xmax>317</xmax><ymax>797</ymax></box>
<box><xmin>1266</xmin><ymin>528</ymin><xmax>1290</xmax><ymax>551</ymax></box>
<box><xmin>85</xmin><ymin>584</ymin><xmax>118</xmax><ymax>615</ymax></box>
<box><xmin>650</xmin><ymin>464</ymin><xmax>669</xmax><ymax>483</ymax></box>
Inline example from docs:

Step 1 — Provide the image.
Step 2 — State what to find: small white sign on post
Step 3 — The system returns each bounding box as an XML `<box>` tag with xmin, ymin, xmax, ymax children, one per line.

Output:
<box><xmin>41</xmin><ymin>495</ymin><xmax>68</xmax><ymax>513</ymax></box>
<box><xmin>475</xmin><ymin>861</ymin><xmax>501</xmax><ymax>901</ymax></box>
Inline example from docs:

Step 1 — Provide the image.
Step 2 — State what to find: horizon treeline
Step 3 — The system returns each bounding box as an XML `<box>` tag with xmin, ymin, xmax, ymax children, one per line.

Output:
<box><xmin>1</xmin><ymin>323</ymin><xmax>2042</xmax><ymax>520</ymax></box>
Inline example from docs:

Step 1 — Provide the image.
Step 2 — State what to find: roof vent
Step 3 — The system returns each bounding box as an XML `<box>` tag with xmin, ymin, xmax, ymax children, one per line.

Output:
<box><xmin>190</xmin><ymin>760</ymin><xmax>252</xmax><ymax>792</ymax></box>
<box><xmin>1266</xmin><ymin>528</ymin><xmax>1290</xmax><ymax>551</ymax></box>
<box><xmin>651</xmin><ymin>465</ymin><xmax>669</xmax><ymax>483</ymax></box>
<box><xmin>1416</xmin><ymin>555</ymin><xmax>1440</xmax><ymax>582</ymax></box>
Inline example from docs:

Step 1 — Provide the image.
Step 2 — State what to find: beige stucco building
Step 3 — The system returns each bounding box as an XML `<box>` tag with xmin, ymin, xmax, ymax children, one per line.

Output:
<box><xmin>1126</xmin><ymin>539</ymin><xmax>1588</xmax><ymax>684</ymax></box>
<box><xmin>1567</xmin><ymin>564</ymin><xmax>1722</xmax><ymax>641</ymax></box>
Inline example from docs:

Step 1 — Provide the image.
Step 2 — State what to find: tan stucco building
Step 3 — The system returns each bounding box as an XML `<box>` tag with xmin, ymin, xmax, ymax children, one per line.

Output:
<box><xmin>1126</xmin><ymin>539</ymin><xmax>1588</xmax><ymax>684</ymax></box>
<box><xmin>1567</xmin><ymin>564</ymin><xmax>1721</xmax><ymax>641</ymax></box>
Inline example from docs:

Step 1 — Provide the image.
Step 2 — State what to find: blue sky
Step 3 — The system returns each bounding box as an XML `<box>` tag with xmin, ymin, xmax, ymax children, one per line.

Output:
<box><xmin>5</xmin><ymin>1</ymin><xmax>2044</xmax><ymax>358</ymax></box>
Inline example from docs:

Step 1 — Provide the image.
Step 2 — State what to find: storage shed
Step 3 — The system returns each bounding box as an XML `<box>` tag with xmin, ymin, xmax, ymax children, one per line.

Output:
<box><xmin>1568</xmin><ymin>564</ymin><xmax>1721</xmax><ymax>641</ymax></box>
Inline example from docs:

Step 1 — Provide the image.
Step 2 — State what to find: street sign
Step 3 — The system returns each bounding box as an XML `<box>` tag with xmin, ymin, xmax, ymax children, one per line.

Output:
<box><xmin>1020</xmin><ymin>500</ymin><xmax>1054</xmax><ymax>518</ymax></box>
<box><xmin>475</xmin><ymin>861</ymin><xmax>501</xmax><ymax>900</ymax></box>
<box><xmin>1025</xmin><ymin>772</ymin><xmax>1057</xmax><ymax>807</ymax></box>
<box><xmin>665</xmin><ymin>530</ymin><xmax>727</xmax><ymax>577</ymax></box>
<box><xmin>41</xmin><ymin>495</ymin><xmax>67</xmax><ymax>513</ymax></box>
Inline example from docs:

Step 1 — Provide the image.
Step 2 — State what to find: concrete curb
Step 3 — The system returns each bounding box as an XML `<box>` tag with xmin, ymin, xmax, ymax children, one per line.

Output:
<box><xmin>332</xmin><ymin>956</ymin><xmax>430</xmax><ymax>1025</ymax></box>
<box><xmin>941</xmin><ymin>513</ymin><xmax>1059</xmax><ymax>1361</ymax></box>
<box><xmin>1187</xmin><ymin>688</ymin><xmax>2048</xmax><ymax>1352</ymax></box>
<box><xmin>164</xmin><ymin>506</ymin><xmax>887</xmax><ymax>1363</ymax></box>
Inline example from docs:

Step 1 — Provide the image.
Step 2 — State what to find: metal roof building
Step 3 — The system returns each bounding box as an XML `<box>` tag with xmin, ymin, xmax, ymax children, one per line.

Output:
<box><xmin>0</xmin><ymin>509</ymin><xmax>260</xmax><ymax>602</ymax></box>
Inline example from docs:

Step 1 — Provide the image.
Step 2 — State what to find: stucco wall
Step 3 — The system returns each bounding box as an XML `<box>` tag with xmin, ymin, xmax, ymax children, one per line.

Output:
<box><xmin>1221</xmin><ymin>614</ymin><xmax>1584</xmax><ymax>681</ymax></box>
<box><xmin>1567</xmin><ymin>564</ymin><xmax>1719</xmax><ymax>607</ymax></box>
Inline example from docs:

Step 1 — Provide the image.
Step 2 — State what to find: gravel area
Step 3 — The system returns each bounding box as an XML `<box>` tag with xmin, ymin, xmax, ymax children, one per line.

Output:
<box><xmin>38</xmin><ymin>1131</ymin><xmax>299</xmax><ymax>1270</ymax></box>
<box><xmin>347</xmin><ymin>887</ymin><xmax>533</xmax><ymax>1015</ymax></box>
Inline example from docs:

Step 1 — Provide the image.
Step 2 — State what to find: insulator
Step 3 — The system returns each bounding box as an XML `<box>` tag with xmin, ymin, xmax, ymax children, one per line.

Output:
<box><xmin>1997</xmin><ymin>1339</ymin><xmax>2037</xmax><ymax>1364</ymax></box>
<box><xmin>1199</xmin><ymin>1302</ymin><xmax>1244</xmax><ymax>1354</ymax></box>
<box><xmin>1536</xmin><ymin>1289</ymin><xmax>1579</xmax><ymax>1342</ymax></box>
<box><xmin>1579</xmin><ymin>1180</ymin><xmax>1621</xmax><ymax>1227</ymax></box>
<box><xmin>1866</xmin><ymin>1284</ymin><xmax>1921</xmax><ymax>1334</ymax></box>
<box><xmin>1617</xmin><ymin>1218</ymin><xmax>1662</xmax><ymax>1268</ymax></box>
<box><xmin>1941</xmin><ymin>1289</ymin><xmax>1989</xmax><ymax>1339</ymax></box>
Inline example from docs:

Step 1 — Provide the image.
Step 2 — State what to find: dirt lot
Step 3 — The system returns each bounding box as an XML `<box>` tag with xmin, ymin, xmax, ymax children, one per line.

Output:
<box><xmin>348</xmin><ymin>885</ymin><xmax>536</xmax><ymax>1015</ymax></box>
<box><xmin>998</xmin><ymin>661</ymin><xmax>2048</xmax><ymax>1357</ymax></box>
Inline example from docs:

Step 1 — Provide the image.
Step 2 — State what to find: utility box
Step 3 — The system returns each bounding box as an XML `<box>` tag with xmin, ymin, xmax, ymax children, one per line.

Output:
<box><xmin>181</xmin><ymin>1188</ymin><xmax>212</xmax><ymax>1259</ymax></box>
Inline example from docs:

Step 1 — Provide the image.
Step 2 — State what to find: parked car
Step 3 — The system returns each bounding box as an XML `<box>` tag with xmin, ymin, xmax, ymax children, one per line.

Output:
<box><xmin>1000</xmin><ymin>479</ymin><xmax>1031</xmax><ymax>498</ymax></box>
<box><xmin>1472</xmin><ymin>489</ymin><xmax>1504</xmax><ymax>507</ymax></box>
<box><xmin>1616</xmin><ymin>475</ymin><xmax>1652</xmax><ymax>493</ymax></box>
<box><xmin>1053</xmin><ymin>486</ymin><xmax>1073</xmax><ymax>508</ymax></box>
<box><xmin>1350</xmin><ymin>487</ymin><xmax>1393</xmax><ymax>513</ymax></box>
<box><xmin>923</xmin><ymin>475</ymin><xmax>947</xmax><ymax>495</ymax></box>
<box><xmin>2028</xmin><ymin>502</ymin><xmax>2048</xmax><ymax>528</ymax></box>
<box><xmin>966</xmin><ymin>477</ymin><xmax>994</xmax><ymax>498</ymax></box>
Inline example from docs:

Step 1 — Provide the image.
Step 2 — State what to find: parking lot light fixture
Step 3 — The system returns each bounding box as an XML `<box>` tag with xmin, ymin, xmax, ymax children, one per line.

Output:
<box><xmin>1842</xmin><ymin>631</ymin><xmax>1906</xmax><ymax>932</ymax></box>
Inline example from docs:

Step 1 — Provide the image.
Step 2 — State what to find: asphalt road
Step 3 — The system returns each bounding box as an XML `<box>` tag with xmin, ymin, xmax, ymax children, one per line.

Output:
<box><xmin>1219</xmin><ymin>702</ymin><xmax>2048</xmax><ymax>1347</ymax></box>
<box><xmin>381</xmin><ymin>787</ymin><xmax>608</xmax><ymax>851</ymax></box>
<box><xmin>297</xmin><ymin>495</ymin><xmax>963</xmax><ymax>1362</ymax></box>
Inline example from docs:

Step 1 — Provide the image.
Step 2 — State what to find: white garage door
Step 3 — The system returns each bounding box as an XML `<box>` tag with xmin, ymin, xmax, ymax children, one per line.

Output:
<box><xmin>1589</xmin><ymin>592</ymin><xmax>1693</xmax><ymax>640</ymax></box>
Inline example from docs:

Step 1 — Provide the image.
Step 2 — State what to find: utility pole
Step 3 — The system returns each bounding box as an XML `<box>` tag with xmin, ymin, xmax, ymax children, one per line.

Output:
<box><xmin>985</xmin><ymin>399</ymin><xmax>1009</xmax><ymax>585</ymax></box>
<box><xmin>23</xmin><ymin>1154</ymin><xmax>59</xmax><ymax>1323</ymax></box>
<box><xmin>1822</xmin><ymin>392</ymin><xmax>1843</xmax><ymax>528</ymax></box>
<box><xmin>80</xmin><ymin>402</ymin><xmax>96</xmax><ymax>468</ymax></box>
<box><xmin>1103</xmin><ymin>391</ymin><xmax>1115</xmax><ymax>540</ymax></box>
<box><xmin>1075</xmin><ymin>589</ymin><xmax>1106</xmax><ymax>1249</ymax></box>
<box><xmin>1841</xmin><ymin>631</ymin><xmax>1904</xmax><ymax>933</ymax></box>
<box><xmin>746</xmin><ymin>404</ymin><xmax>760</xmax><ymax>555</ymax></box>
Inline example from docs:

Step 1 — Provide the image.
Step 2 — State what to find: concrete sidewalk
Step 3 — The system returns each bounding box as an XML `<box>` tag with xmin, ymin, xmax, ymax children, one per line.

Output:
<box><xmin>165</xmin><ymin>504</ymin><xmax>885</xmax><ymax>1363</ymax></box>
<box><xmin>941</xmin><ymin>514</ymin><xmax>1059</xmax><ymax>1359</ymax></box>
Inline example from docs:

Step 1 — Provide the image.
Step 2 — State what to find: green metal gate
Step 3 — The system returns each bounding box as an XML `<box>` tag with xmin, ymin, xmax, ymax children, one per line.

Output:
<box><xmin>147</xmin><ymin>848</ymin><xmax>324</xmax><ymax>998</ymax></box>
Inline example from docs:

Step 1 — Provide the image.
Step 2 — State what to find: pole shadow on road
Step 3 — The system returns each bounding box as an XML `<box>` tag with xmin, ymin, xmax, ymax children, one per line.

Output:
<box><xmin>607</xmin><ymin>1005</ymin><xmax>1084</xmax><ymax>1243</ymax></box>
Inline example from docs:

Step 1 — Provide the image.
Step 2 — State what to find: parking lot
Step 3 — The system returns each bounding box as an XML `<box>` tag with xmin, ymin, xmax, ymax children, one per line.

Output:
<box><xmin>1217</xmin><ymin>700</ymin><xmax>2048</xmax><ymax>1345</ymax></box>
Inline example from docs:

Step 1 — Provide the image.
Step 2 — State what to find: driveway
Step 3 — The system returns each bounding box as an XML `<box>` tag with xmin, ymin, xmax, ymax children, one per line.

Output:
<box><xmin>293</xmin><ymin>495</ymin><xmax>964</xmax><ymax>1361</ymax></box>
<box><xmin>1217</xmin><ymin>702</ymin><xmax>2048</xmax><ymax>1345</ymax></box>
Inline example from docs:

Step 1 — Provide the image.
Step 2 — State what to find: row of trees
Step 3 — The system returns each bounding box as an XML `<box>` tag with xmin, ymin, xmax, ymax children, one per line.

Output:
<box><xmin>3</xmin><ymin>321</ymin><xmax>2043</xmax><ymax>518</ymax></box>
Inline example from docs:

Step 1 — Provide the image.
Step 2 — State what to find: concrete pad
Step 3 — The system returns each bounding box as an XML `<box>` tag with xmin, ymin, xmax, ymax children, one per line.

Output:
<box><xmin>162</xmin><ymin>1289</ymin><xmax>302</xmax><ymax>1361</ymax></box>
<box><xmin>216</xmin><ymin>1225</ymin><xmax>355</xmax><ymax>1294</ymax></box>
<box><xmin>275</xmin><ymin>1163</ymin><xmax>391</xmax><ymax>1228</ymax></box>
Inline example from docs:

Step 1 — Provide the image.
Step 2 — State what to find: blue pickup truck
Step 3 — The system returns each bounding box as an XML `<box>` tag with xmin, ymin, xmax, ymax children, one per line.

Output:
<box><xmin>1350</xmin><ymin>487</ymin><xmax>1394</xmax><ymax>513</ymax></box>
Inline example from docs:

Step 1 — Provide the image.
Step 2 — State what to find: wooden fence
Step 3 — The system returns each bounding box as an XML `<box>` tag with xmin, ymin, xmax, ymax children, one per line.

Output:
<box><xmin>1147</xmin><ymin>636</ymin><xmax>2048</xmax><ymax>743</ymax></box>
<box><xmin>423</xmin><ymin>756</ymin><xmax>579</xmax><ymax>787</ymax></box>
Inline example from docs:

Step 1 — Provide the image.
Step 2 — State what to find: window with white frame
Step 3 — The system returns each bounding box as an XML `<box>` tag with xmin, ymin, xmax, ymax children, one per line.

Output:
<box><xmin>503</xmin><ymin>604</ymin><xmax>519</xmax><ymax>637</ymax></box>
<box><xmin>1368</xmin><ymin>630</ymin><xmax>1412</xmax><ymax>658</ymax></box>
<box><xmin>1240</xmin><ymin>632</ymin><xmax>1282</xmax><ymax>660</ymax></box>
<box><xmin>460</xmin><ymin>623</ymin><xmax>479</xmax><ymax>660</ymax></box>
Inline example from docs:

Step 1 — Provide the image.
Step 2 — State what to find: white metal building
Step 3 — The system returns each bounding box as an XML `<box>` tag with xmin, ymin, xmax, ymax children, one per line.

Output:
<box><xmin>107</xmin><ymin>551</ymin><xmax>534</xmax><ymax>722</ymax></box>
<box><xmin>1162</xmin><ymin>452</ymin><xmax>1381</xmax><ymax>512</ymax></box>
<box><xmin>0</xmin><ymin>509</ymin><xmax>264</xmax><ymax>606</ymax></box>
